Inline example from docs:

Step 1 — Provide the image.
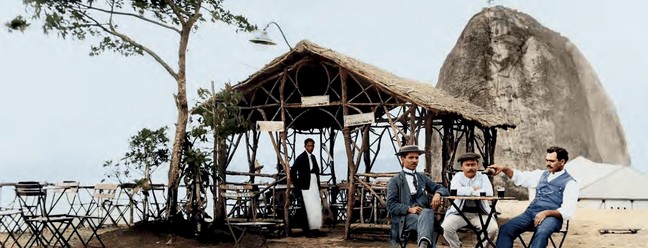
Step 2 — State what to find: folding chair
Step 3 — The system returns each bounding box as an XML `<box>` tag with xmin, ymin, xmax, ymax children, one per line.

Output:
<box><xmin>88</xmin><ymin>183</ymin><xmax>130</xmax><ymax>228</ymax></box>
<box><xmin>517</xmin><ymin>220</ymin><xmax>570</xmax><ymax>248</ymax></box>
<box><xmin>46</xmin><ymin>182</ymin><xmax>106</xmax><ymax>248</ymax></box>
<box><xmin>50</xmin><ymin>181</ymin><xmax>83</xmax><ymax>216</ymax></box>
<box><xmin>14</xmin><ymin>181</ymin><xmax>76</xmax><ymax>247</ymax></box>
<box><xmin>0</xmin><ymin>209</ymin><xmax>23</xmax><ymax>248</ymax></box>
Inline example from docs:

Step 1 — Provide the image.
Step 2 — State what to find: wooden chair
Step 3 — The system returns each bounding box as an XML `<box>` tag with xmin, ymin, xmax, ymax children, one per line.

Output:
<box><xmin>220</xmin><ymin>183</ymin><xmax>276</xmax><ymax>247</ymax></box>
<box><xmin>517</xmin><ymin>220</ymin><xmax>569</xmax><ymax>248</ymax></box>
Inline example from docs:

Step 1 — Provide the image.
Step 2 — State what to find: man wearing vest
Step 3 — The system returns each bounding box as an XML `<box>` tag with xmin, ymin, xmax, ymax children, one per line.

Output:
<box><xmin>387</xmin><ymin>145</ymin><xmax>449</xmax><ymax>248</ymax></box>
<box><xmin>442</xmin><ymin>152</ymin><xmax>499</xmax><ymax>248</ymax></box>
<box><xmin>488</xmin><ymin>146</ymin><xmax>578</xmax><ymax>248</ymax></box>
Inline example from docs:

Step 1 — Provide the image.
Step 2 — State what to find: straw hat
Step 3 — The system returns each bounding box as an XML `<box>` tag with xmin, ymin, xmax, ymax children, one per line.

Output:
<box><xmin>395</xmin><ymin>145</ymin><xmax>425</xmax><ymax>156</ymax></box>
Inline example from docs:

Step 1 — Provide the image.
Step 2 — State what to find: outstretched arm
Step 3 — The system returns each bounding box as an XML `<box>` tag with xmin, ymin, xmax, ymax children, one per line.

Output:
<box><xmin>488</xmin><ymin>164</ymin><xmax>514</xmax><ymax>179</ymax></box>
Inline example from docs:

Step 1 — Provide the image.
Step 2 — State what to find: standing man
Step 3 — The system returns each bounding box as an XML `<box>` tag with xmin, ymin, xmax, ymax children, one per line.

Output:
<box><xmin>442</xmin><ymin>152</ymin><xmax>498</xmax><ymax>248</ymax></box>
<box><xmin>488</xmin><ymin>146</ymin><xmax>578</xmax><ymax>248</ymax></box>
<box><xmin>290</xmin><ymin>138</ymin><xmax>323</xmax><ymax>235</ymax></box>
<box><xmin>387</xmin><ymin>145</ymin><xmax>449</xmax><ymax>248</ymax></box>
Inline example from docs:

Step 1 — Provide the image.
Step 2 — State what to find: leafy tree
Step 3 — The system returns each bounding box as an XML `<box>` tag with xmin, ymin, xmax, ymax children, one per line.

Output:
<box><xmin>192</xmin><ymin>82</ymin><xmax>248</xmax><ymax>224</ymax></box>
<box><xmin>9</xmin><ymin>0</ymin><xmax>256</xmax><ymax>220</ymax></box>
<box><xmin>103</xmin><ymin>127</ymin><xmax>170</xmax><ymax>221</ymax></box>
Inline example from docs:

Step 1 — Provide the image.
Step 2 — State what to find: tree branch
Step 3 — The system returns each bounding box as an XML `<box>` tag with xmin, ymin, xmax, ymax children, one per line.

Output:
<box><xmin>163</xmin><ymin>0</ymin><xmax>188</xmax><ymax>25</ymax></box>
<box><xmin>80</xmin><ymin>12</ymin><xmax>179</xmax><ymax>80</ymax></box>
<box><xmin>76</xmin><ymin>2</ymin><xmax>181</xmax><ymax>34</ymax></box>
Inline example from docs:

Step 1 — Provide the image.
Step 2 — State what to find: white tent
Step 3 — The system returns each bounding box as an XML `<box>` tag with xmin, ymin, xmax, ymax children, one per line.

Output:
<box><xmin>565</xmin><ymin>157</ymin><xmax>648</xmax><ymax>209</ymax></box>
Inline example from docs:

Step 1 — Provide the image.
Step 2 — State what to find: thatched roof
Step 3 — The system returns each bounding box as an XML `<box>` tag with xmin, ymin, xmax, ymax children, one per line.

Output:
<box><xmin>233</xmin><ymin>40</ymin><xmax>514</xmax><ymax>129</ymax></box>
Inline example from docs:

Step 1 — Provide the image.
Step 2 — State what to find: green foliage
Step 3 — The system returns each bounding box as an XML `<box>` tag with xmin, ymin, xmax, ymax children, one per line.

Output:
<box><xmin>193</xmin><ymin>82</ymin><xmax>250</xmax><ymax>138</ymax></box>
<box><xmin>12</xmin><ymin>0</ymin><xmax>257</xmax><ymax>57</ymax></box>
<box><xmin>5</xmin><ymin>16</ymin><xmax>30</xmax><ymax>33</ymax></box>
<box><xmin>103</xmin><ymin>126</ymin><xmax>170</xmax><ymax>187</ymax></box>
<box><xmin>179</xmin><ymin>123</ymin><xmax>212</xmax><ymax>232</ymax></box>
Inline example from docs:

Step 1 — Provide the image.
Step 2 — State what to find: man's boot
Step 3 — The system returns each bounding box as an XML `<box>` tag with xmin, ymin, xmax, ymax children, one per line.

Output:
<box><xmin>418</xmin><ymin>239</ymin><xmax>430</xmax><ymax>248</ymax></box>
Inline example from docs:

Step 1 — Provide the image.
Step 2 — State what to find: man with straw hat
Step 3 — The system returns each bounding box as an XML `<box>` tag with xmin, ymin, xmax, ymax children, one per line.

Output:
<box><xmin>387</xmin><ymin>145</ymin><xmax>449</xmax><ymax>248</ymax></box>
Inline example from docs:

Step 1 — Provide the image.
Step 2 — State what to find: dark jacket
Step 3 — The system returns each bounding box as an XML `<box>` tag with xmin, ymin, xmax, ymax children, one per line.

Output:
<box><xmin>386</xmin><ymin>171</ymin><xmax>449</xmax><ymax>245</ymax></box>
<box><xmin>290</xmin><ymin>151</ymin><xmax>320</xmax><ymax>190</ymax></box>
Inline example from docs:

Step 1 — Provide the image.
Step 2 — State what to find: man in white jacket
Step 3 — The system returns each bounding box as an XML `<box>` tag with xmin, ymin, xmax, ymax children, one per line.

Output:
<box><xmin>441</xmin><ymin>152</ymin><xmax>498</xmax><ymax>248</ymax></box>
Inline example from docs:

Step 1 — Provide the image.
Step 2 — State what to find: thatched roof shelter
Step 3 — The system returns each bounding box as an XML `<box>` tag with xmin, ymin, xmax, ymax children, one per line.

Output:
<box><xmin>202</xmin><ymin>40</ymin><xmax>515</xmax><ymax>239</ymax></box>
<box><xmin>233</xmin><ymin>40</ymin><xmax>514</xmax><ymax>130</ymax></box>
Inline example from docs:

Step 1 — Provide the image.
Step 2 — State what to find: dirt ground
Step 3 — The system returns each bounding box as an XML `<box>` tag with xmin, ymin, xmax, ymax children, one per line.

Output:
<box><xmin>3</xmin><ymin>201</ymin><xmax>647</xmax><ymax>247</ymax></box>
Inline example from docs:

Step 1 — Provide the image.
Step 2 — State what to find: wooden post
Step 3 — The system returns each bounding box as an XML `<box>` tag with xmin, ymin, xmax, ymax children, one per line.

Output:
<box><xmin>340</xmin><ymin>68</ymin><xmax>358</xmax><ymax>239</ymax></box>
<box><xmin>466</xmin><ymin>125</ymin><xmax>475</xmax><ymax>153</ymax></box>
<box><xmin>329</xmin><ymin>128</ymin><xmax>337</xmax><ymax>185</ymax></box>
<box><xmin>279</xmin><ymin>73</ymin><xmax>292</xmax><ymax>235</ymax></box>
<box><xmin>441</xmin><ymin>118</ymin><xmax>455</xmax><ymax>187</ymax></box>
<box><xmin>362</xmin><ymin>125</ymin><xmax>371</xmax><ymax>173</ymax></box>
<box><xmin>424</xmin><ymin>110</ymin><xmax>433</xmax><ymax>174</ymax></box>
<box><xmin>408</xmin><ymin>104</ymin><xmax>417</xmax><ymax>144</ymax></box>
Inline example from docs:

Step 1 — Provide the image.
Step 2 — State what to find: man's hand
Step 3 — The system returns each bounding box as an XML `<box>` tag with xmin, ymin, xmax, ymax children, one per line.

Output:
<box><xmin>408</xmin><ymin>206</ymin><xmax>423</xmax><ymax>214</ymax></box>
<box><xmin>472</xmin><ymin>186</ymin><xmax>481</xmax><ymax>191</ymax></box>
<box><xmin>487</xmin><ymin>164</ymin><xmax>513</xmax><ymax>179</ymax></box>
<box><xmin>534</xmin><ymin>210</ymin><xmax>549</xmax><ymax>227</ymax></box>
<box><xmin>431</xmin><ymin>192</ymin><xmax>442</xmax><ymax>209</ymax></box>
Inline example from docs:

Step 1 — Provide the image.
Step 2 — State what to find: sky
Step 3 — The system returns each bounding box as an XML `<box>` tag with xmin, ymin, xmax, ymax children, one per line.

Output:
<box><xmin>1</xmin><ymin>0</ymin><xmax>646</xmax><ymax>186</ymax></box>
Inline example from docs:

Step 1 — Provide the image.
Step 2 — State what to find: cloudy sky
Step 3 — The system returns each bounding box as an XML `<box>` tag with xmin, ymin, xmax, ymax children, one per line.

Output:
<box><xmin>1</xmin><ymin>0</ymin><xmax>646</xmax><ymax>186</ymax></box>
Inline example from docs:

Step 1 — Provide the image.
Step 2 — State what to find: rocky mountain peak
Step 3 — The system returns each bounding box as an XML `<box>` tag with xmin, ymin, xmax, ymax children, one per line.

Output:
<box><xmin>436</xmin><ymin>6</ymin><xmax>630</xmax><ymax>194</ymax></box>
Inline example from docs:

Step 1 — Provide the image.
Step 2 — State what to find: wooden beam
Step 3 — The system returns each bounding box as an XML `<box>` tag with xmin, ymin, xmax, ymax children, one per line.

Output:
<box><xmin>425</xmin><ymin>110</ymin><xmax>433</xmax><ymax>174</ymax></box>
<box><xmin>340</xmin><ymin>68</ymin><xmax>357</xmax><ymax>239</ymax></box>
<box><xmin>279</xmin><ymin>73</ymin><xmax>292</xmax><ymax>235</ymax></box>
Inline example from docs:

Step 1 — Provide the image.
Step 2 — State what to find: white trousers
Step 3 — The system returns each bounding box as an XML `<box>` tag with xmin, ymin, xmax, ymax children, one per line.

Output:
<box><xmin>441</xmin><ymin>213</ymin><xmax>499</xmax><ymax>248</ymax></box>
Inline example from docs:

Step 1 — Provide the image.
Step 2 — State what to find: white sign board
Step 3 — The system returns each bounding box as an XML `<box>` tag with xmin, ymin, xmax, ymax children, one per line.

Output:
<box><xmin>344</xmin><ymin>113</ymin><xmax>375</xmax><ymax>127</ymax></box>
<box><xmin>301</xmin><ymin>95</ymin><xmax>330</xmax><ymax>107</ymax></box>
<box><xmin>256</xmin><ymin>121</ymin><xmax>284</xmax><ymax>132</ymax></box>
<box><xmin>223</xmin><ymin>192</ymin><xmax>255</xmax><ymax>198</ymax></box>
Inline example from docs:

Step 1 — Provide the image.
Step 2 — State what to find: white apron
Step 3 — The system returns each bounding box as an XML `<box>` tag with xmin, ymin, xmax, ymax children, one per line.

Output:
<box><xmin>301</xmin><ymin>172</ymin><xmax>322</xmax><ymax>230</ymax></box>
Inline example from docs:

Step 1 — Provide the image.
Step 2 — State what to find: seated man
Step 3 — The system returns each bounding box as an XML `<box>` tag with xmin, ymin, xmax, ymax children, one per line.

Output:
<box><xmin>489</xmin><ymin>146</ymin><xmax>578</xmax><ymax>248</ymax></box>
<box><xmin>441</xmin><ymin>152</ymin><xmax>498</xmax><ymax>248</ymax></box>
<box><xmin>387</xmin><ymin>145</ymin><xmax>449</xmax><ymax>248</ymax></box>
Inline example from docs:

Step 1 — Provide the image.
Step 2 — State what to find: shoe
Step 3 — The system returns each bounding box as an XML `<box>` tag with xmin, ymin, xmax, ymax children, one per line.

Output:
<box><xmin>419</xmin><ymin>239</ymin><xmax>430</xmax><ymax>248</ymax></box>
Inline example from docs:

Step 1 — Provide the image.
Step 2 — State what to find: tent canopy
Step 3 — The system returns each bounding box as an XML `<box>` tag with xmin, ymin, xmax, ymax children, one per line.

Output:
<box><xmin>566</xmin><ymin>157</ymin><xmax>648</xmax><ymax>200</ymax></box>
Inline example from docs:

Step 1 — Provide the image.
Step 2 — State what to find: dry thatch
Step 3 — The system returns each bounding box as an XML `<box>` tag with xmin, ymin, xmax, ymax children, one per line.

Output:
<box><xmin>234</xmin><ymin>40</ymin><xmax>514</xmax><ymax>129</ymax></box>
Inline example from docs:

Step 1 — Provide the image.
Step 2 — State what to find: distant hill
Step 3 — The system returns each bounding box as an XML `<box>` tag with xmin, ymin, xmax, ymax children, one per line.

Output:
<box><xmin>436</xmin><ymin>6</ymin><xmax>630</xmax><ymax>196</ymax></box>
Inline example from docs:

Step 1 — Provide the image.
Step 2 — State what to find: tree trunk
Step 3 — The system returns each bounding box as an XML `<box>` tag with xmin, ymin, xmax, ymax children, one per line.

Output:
<box><xmin>166</xmin><ymin>79</ymin><xmax>189</xmax><ymax>219</ymax></box>
<box><xmin>166</xmin><ymin>22</ymin><xmax>193</xmax><ymax>220</ymax></box>
<box><xmin>213</xmin><ymin>135</ymin><xmax>227</xmax><ymax>225</ymax></box>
